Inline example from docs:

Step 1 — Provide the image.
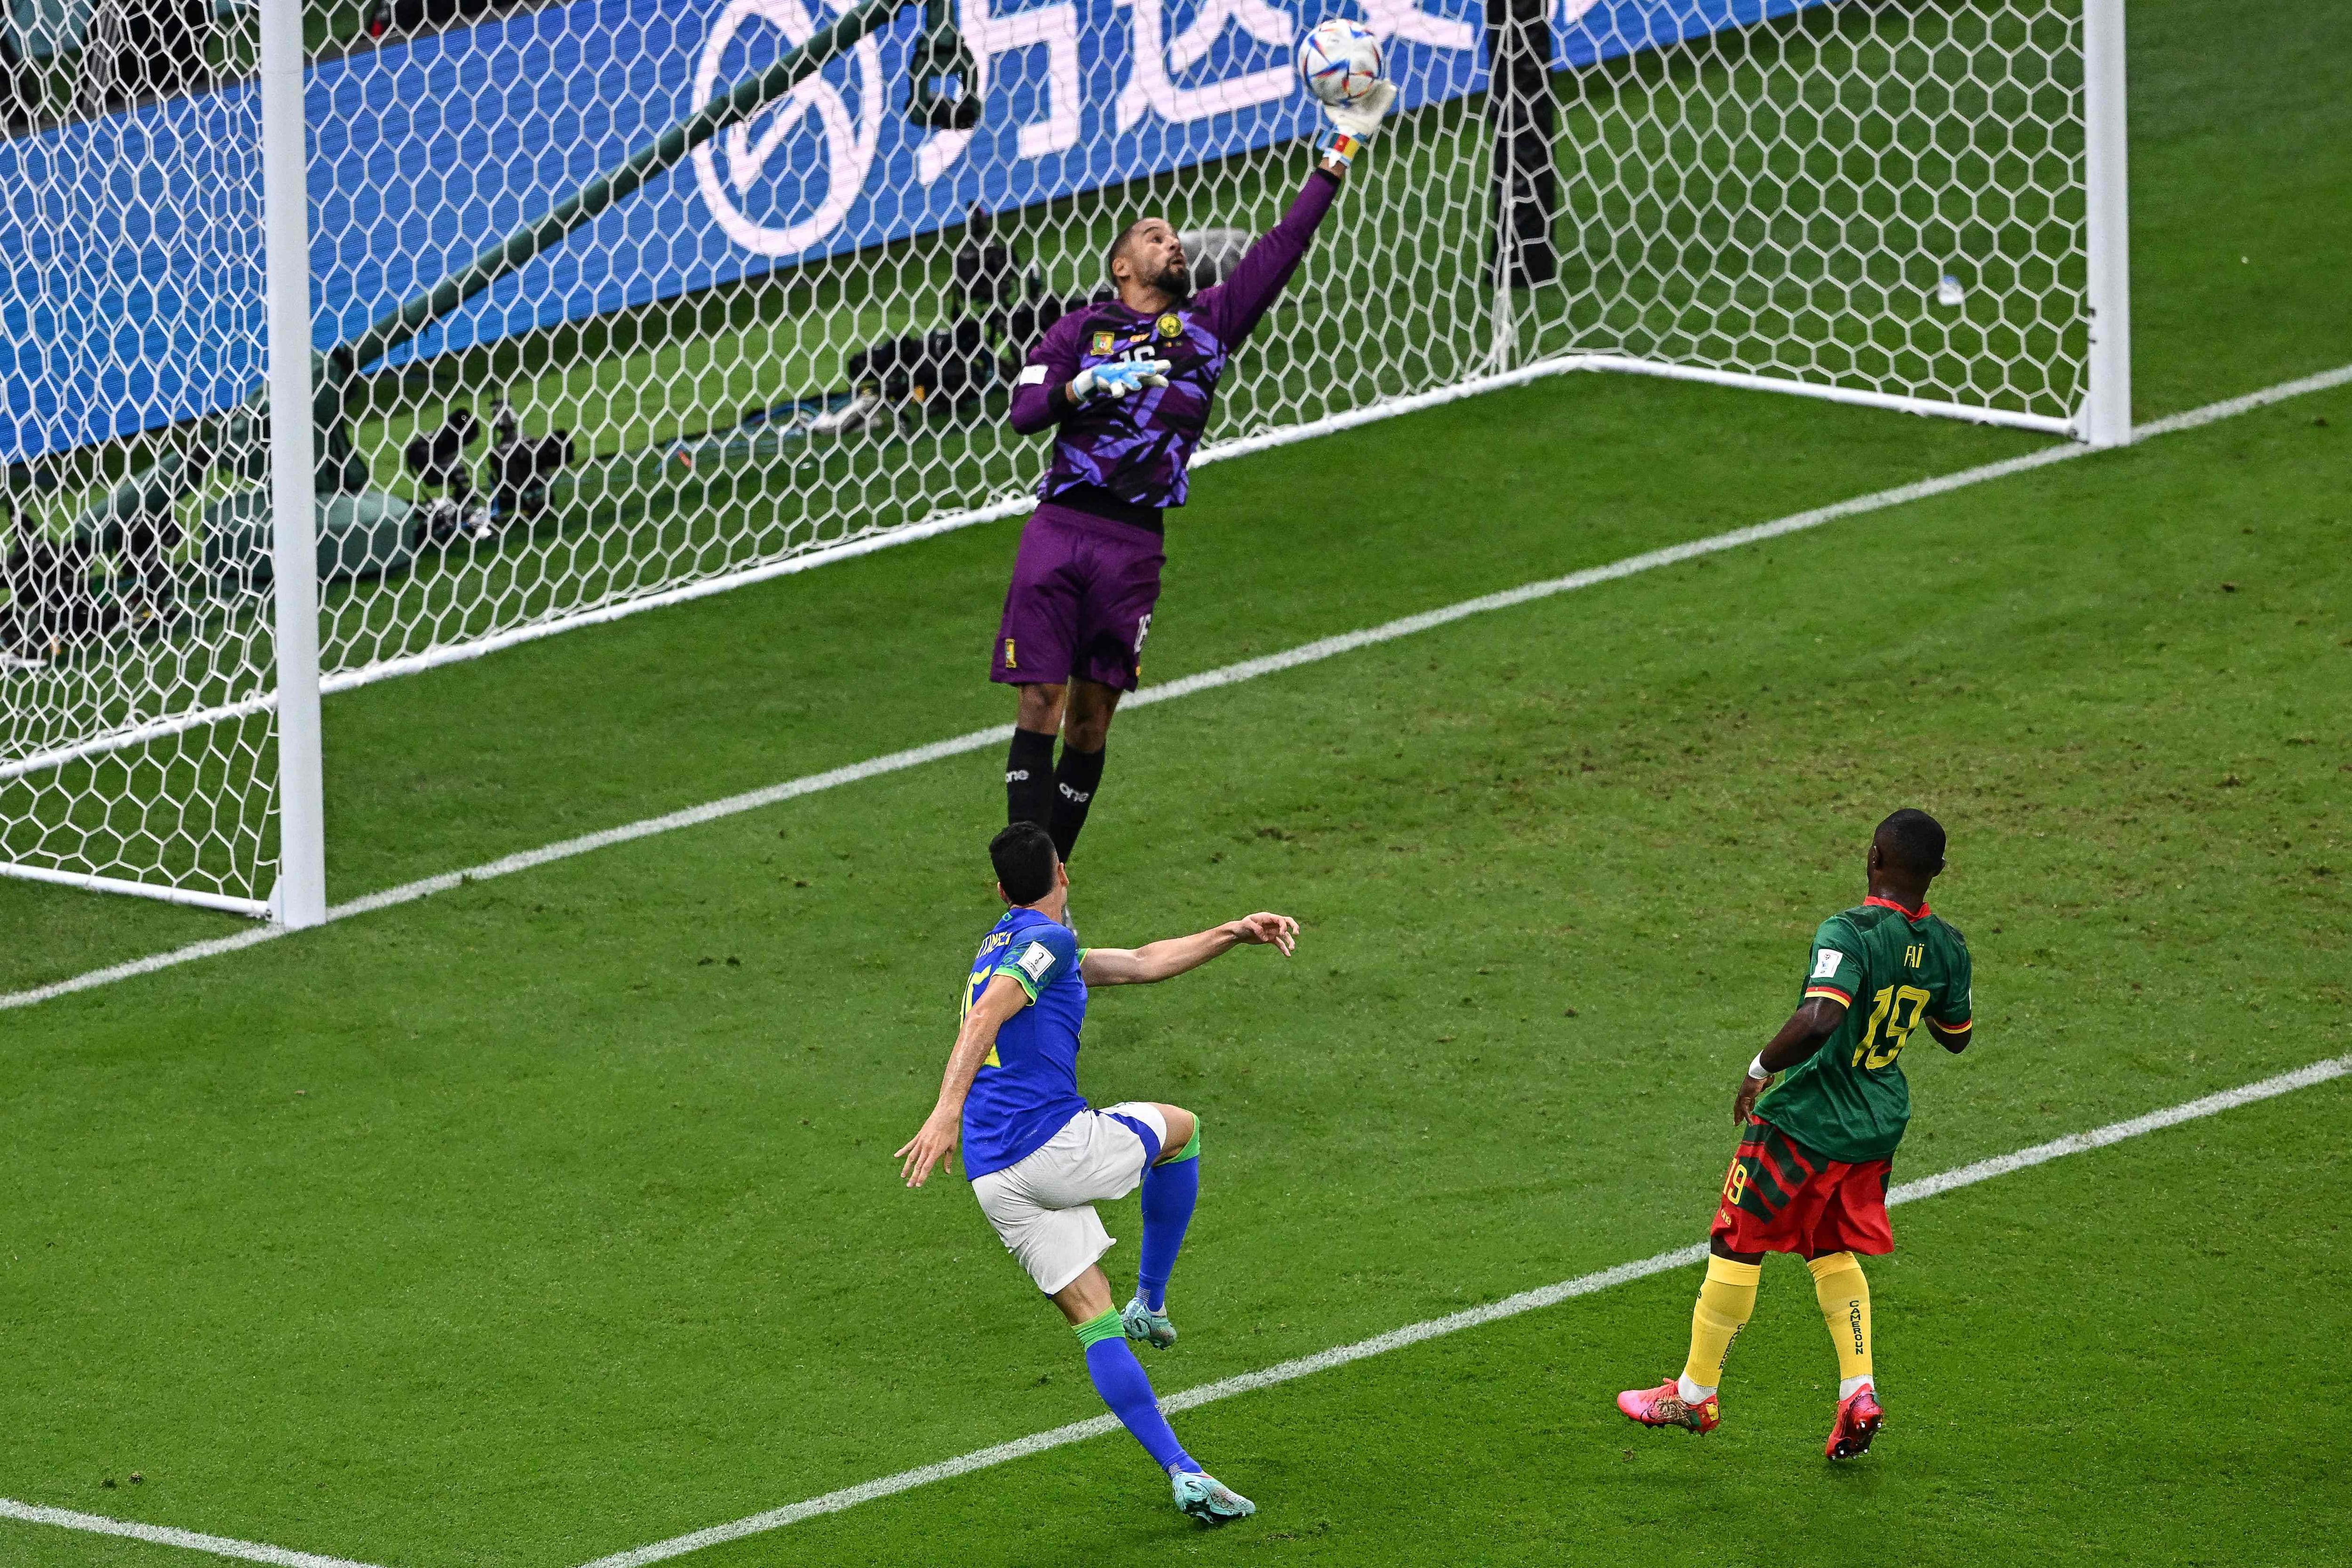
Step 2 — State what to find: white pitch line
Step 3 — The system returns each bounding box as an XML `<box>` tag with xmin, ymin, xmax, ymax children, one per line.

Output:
<box><xmin>0</xmin><ymin>1497</ymin><xmax>390</xmax><ymax>1568</ymax></box>
<box><xmin>576</xmin><ymin>1051</ymin><xmax>2352</xmax><ymax>1568</ymax></box>
<box><xmin>12</xmin><ymin>362</ymin><xmax>1600</xmax><ymax>778</ymax></box>
<box><xmin>6</xmin><ymin>358</ymin><xmax>2350</xmax><ymax>1019</ymax></box>
<box><xmin>5</xmin><ymin>1055</ymin><xmax>2345</xmax><ymax>1568</ymax></box>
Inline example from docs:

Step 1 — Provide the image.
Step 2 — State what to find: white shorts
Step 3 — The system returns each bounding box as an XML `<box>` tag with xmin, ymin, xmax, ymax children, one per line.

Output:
<box><xmin>971</xmin><ymin>1103</ymin><xmax>1168</xmax><ymax>1295</ymax></box>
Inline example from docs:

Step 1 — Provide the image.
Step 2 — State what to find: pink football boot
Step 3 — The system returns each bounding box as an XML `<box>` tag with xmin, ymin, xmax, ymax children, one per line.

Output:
<box><xmin>1616</xmin><ymin>1380</ymin><xmax>1720</xmax><ymax>1434</ymax></box>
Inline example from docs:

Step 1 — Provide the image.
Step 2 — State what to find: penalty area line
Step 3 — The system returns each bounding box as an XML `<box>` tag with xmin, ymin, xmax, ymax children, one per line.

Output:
<box><xmin>575</xmin><ymin>1052</ymin><xmax>2352</xmax><ymax>1568</ymax></box>
<box><xmin>0</xmin><ymin>1069</ymin><xmax>2343</xmax><ymax>1568</ymax></box>
<box><xmin>5</xmin><ymin>359</ymin><xmax>2350</xmax><ymax>1019</ymax></box>
<box><xmin>0</xmin><ymin>1497</ymin><xmax>389</xmax><ymax>1568</ymax></box>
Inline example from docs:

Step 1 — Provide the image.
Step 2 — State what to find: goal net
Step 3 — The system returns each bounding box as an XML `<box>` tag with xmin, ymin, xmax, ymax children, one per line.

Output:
<box><xmin>0</xmin><ymin>0</ymin><xmax>286</xmax><ymax>915</ymax></box>
<box><xmin>0</xmin><ymin>0</ymin><xmax>2121</xmax><ymax>919</ymax></box>
<box><xmin>1529</xmin><ymin>0</ymin><xmax>2107</xmax><ymax>433</ymax></box>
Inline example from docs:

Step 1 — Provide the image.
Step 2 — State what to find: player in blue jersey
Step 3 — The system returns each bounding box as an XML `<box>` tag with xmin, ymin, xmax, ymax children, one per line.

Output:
<box><xmin>992</xmin><ymin>80</ymin><xmax>1400</xmax><ymax>863</ymax></box>
<box><xmin>895</xmin><ymin>821</ymin><xmax>1299</xmax><ymax>1523</ymax></box>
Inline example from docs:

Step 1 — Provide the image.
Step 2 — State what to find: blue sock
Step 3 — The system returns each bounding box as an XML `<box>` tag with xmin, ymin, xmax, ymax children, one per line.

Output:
<box><xmin>1077</xmin><ymin>1314</ymin><xmax>1196</xmax><ymax>1473</ymax></box>
<box><xmin>1137</xmin><ymin>1122</ymin><xmax>1200</xmax><ymax>1314</ymax></box>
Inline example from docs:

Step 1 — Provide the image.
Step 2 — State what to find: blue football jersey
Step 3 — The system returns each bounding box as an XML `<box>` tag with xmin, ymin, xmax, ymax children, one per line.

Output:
<box><xmin>959</xmin><ymin>907</ymin><xmax>1089</xmax><ymax>1180</ymax></box>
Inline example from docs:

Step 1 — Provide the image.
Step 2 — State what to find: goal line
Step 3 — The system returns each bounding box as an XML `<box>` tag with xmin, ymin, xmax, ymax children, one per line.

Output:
<box><xmin>0</xmin><ymin>356</ymin><xmax>1593</xmax><ymax>793</ymax></box>
<box><xmin>0</xmin><ymin>343</ymin><xmax>2086</xmax><ymax>811</ymax></box>
<box><xmin>0</xmin><ymin>333</ymin><xmax>2097</xmax><ymax>802</ymax></box>
<box><xmin>4</xmin><ymin>360</ymin><xmax>2347</xmax><ymax>1017</ymax></box>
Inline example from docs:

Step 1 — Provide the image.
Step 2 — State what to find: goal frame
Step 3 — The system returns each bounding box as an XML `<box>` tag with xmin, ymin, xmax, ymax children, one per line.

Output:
<box><xmin>1</xmin><ymin>0</ymin><xmax>2130</xmax><ymax>924</ymax></box>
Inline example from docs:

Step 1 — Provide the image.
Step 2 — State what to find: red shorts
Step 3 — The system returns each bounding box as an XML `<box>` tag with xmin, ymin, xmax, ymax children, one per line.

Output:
<box><xmin>1710</xmin><ymin>1116</ymin><xmax>1894</xmax><ymax>1256</ymax></box>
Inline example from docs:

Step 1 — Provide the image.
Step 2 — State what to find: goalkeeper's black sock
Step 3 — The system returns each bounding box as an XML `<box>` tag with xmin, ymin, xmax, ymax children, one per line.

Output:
<box><xmin>1048</xmin><ymin>744</ymin><xmax>1106</xmax><ymax>862</ymax></box>
<box><xmin>1006</xmin><ymin>728</ymin><xmax>1057</xmax><ymax>829</ymax></box>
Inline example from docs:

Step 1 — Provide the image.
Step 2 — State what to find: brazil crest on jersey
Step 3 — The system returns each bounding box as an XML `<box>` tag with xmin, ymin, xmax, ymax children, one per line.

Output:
<box><xmin>958</xmin><ymin>908</ymin><xmax>1089</xmax><ymax>1180</ymax></box>
<box><xmin>1755</xmin><ymin>896</ymin><xmax>1975</xmax><ymax>1163</ymax></box>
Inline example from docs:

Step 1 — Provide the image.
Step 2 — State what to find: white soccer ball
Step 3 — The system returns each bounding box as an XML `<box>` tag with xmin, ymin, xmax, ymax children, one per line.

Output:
<box><xmin>1297</xmin><ymin>19</ymin><xmax>1384</xmax><ymax>109</ymax></box>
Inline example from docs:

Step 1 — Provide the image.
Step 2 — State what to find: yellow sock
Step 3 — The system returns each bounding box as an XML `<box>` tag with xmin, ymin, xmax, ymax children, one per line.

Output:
<box><xmin>1808</xmin><ymin>1251</ymin><xmax>1874</xmax><ymax>1390</ymax></box>
<box><xmin>1680</xmin><ymin>1256</ymin><xmax>1761</xmax><ymax>1393</ymax></box>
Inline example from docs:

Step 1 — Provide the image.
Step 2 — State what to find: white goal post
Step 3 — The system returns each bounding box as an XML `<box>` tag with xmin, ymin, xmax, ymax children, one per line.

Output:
<box><xmin>0</xmin><ymin>0</ymin><xmax>2126</xmax><ymax>920</ymax></box>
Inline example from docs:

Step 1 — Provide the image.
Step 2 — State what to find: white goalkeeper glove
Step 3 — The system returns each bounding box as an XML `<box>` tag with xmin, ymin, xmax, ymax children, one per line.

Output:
<box><xmin>1317</xmin><ymin>79</ymin><xmax>1396</xmax><ymax>170</ymax></box>
<box><xmin>1323</xmin><ymin>79</ymin><xmax>1397</xmax><ymax>143</ymax></box>
<box><xmin>1070</xmin><ymin>359</ymin><xmax>1171</xmax><ymax>400</ymax></box>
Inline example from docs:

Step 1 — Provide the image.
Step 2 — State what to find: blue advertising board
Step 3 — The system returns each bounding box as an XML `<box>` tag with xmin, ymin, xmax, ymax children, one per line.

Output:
<box><xmin>0</xmin><ymin>0</ymin><xmax>1821</xmax><ymax>464</ymax></box>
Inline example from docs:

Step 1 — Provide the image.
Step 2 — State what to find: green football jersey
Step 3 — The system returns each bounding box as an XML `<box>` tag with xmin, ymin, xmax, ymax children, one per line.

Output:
<box><xmin>1754</xmin><ymin>896</ymin><xmax>1974</xmax><ymax>1163</ymax></box>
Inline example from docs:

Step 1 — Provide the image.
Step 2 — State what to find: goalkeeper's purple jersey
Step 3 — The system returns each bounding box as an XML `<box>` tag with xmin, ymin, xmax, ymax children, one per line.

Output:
<box><xmin>1008</xmin><ymin>169</ymin><xmax>1339</xmax><ymax>512</ymax></box>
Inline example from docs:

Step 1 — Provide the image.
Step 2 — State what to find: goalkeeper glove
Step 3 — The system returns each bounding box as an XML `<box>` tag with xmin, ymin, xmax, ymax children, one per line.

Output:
<box><xmin>1317</xmin><ymin>79</ymin><xmax>1398</xmax><ymax>169</ymax></box>
<box><xmin>1071</xmin><ymin>359</ymin><xmax>1171</xmax><ymax>400</ymax></box>
<box><xmin>1317</xmin><ymin>78</ymin><xmax>1383</xmax><ymax>170</ymax></box>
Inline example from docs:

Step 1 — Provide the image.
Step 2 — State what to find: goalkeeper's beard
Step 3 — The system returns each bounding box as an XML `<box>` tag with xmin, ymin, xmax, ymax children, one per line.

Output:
<box><xmin>1143</xmin><ymin>256</ymin><xmax>1192</xmax><ymax>305</ymax></box>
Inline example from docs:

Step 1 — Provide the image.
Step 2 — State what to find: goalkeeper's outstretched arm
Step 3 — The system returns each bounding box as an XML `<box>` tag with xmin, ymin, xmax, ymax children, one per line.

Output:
<box><xmin>1200</xmin><ymin>79</ymin><xmax>1398</xmax><ymax>347</ymax></box>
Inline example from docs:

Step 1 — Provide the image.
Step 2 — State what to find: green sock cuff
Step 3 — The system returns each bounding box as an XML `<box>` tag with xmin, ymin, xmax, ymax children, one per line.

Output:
<box><xmin>1073</xmin><ymin>1309</ymin><xmax>1126</xmax><ymax>1347</ymax></box>
<box><xmin>1167</xmin><ymin>1122</ymin><xmax>1200</xmax><ymax>1163</ymax></box>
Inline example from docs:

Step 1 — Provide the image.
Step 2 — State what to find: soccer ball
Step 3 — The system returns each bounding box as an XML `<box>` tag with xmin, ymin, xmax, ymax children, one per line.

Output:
<box><xmin>1297</xmin><ymin>19</ymin><xmax>1383</xmax><ymax>109</ymax></box>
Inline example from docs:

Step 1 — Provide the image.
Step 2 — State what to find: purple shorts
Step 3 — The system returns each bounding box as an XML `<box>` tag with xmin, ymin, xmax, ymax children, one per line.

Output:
<box><xmin>990</xmin><ymin>504</ymin><xmax>1165</xmax><ymax>692</ymax></box>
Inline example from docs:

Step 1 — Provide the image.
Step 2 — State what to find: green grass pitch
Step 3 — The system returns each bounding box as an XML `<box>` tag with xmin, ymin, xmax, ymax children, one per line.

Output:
<box><xmin>1</xmin><ymin>1</ymin><xmax>2348</xmax><ymax>1563</ymax></box>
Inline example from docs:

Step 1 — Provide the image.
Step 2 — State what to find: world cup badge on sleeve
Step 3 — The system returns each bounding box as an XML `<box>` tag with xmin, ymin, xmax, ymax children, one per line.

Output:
<box><xmin>1157</xmin><ymin>313</ymin><xmax>1183</xmax><ymax>339</ymax></box>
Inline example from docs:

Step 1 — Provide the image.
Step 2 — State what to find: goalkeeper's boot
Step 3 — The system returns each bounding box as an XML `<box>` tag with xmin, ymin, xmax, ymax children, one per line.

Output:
<box><xmin>1616</xmin><ymin>1379</ymin><xmax>1720</xmax><ymax>1435</ymax></box>
<box><xmin>1121</xmin><ymin>1294</ymin><xmax>1177</xmax><ymax>1350</ymax></box>
<box><xmin>1823</xmin><ymin>1384</ymin><xmax>1883</xmax><ymax>1461</ymax></box>
<box><xmin>1171</xmin><ymin>1469</ymin><xmax>1255</xmax><ymax>1524</ymax></box>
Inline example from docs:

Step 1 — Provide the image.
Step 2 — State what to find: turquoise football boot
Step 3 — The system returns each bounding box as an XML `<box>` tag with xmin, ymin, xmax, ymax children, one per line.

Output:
<box><xmin>1171</xmin><ymin>1469</ymin><xmax>1255</xmax><ymax>1524</ymax></box>
<box><xmin>1122</xmin><ymin>1294</ymin><xmax>1176</xmax><ymax>1350</ymax></box>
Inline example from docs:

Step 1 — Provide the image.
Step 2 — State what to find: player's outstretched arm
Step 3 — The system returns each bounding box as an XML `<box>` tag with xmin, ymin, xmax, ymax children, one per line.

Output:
<box><xmin>1730</xmin><ymin>997</ymin><xmax>1847</xmax><ymax>1125</ymax></box>
<box><xmin>1200</xmin><ymin>81</ymin><xmax>1396</xmax><ymax>346</ymax></box>
<box><xmin>1081</xmin><ymin>912</ymin><xmax>1298</xmax><ymax>987</ymax></box>
<box><xmin>895</xmin><ymin>974</ymin><xmax>1028</xmax><ymax>1187</ymax></box>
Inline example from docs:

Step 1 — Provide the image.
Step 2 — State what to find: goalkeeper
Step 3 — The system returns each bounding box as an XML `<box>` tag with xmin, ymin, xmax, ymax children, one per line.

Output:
<box><xmin>992</xmin><ymin>80</ymin><xmax>1398</xmax><ymax>863</ymax></box>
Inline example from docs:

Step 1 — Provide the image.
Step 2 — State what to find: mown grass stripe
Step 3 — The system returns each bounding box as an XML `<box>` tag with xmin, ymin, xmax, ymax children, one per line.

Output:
<box><xmin>11</xmin><ymin>359</ymin><xmax>2347</xmax><ymax>1018</ymax></box>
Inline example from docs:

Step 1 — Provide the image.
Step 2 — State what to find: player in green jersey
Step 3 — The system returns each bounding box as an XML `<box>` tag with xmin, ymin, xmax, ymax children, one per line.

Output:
<box><xmin>1617</xmin><ymin>808</ymin><xmax>1975</xmax><ymax>1460</ymax></box>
